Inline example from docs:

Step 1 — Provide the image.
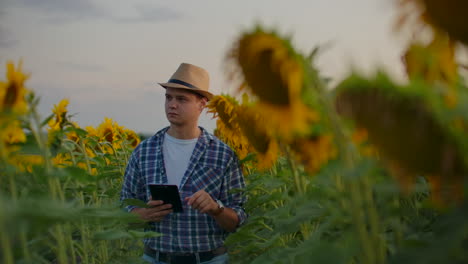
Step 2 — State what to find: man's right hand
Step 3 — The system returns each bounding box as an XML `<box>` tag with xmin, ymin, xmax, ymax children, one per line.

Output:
<box><xmin>131</xmin><ymin>200</ymin><xmax>173</xmax><ymax>222</ymax></box>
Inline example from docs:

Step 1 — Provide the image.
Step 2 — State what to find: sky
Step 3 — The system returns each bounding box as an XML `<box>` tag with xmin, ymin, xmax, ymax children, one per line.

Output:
<box><xmin>0</xmin><ymin>0</ymin><xmax>408</xmax><ymax>135</ymax></box>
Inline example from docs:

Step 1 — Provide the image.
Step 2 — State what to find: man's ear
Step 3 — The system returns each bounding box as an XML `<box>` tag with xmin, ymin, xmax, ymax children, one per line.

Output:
<box><xmin>200</xmin><ymin>97</ymin><xmax>208</xmax><ymax>110</ymax></box>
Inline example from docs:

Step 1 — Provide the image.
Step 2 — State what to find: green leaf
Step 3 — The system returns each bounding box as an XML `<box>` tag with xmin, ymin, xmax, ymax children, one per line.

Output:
<box><xmin>94</xmin><ymin>230</ymin><xmax>131</xmax><ymax>240</ymax></box>
<box><xmin>239</xmin><ymin>152</ymin><xmax>256</xmax><ymax>165</ymax></box>
<box><xmin>40</xmin><ymin>113</ymin><xmax>55</xmax><ymax>128</ymax></box>
<box><xmin>122</xmin><ymin>198</ymin><xmax>149</xmax><ymax>208</ymax></box>
<box><xmin>128</xmin><ymin>230</ymin><xmax>162</xmax><ymax>239</ymax></box>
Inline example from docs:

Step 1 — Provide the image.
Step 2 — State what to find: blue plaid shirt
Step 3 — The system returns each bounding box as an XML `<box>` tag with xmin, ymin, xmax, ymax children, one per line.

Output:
<box><xmin>120</xmin><ymin>127</ymin><xmax>247</xmax><ymax>253</ymax></box>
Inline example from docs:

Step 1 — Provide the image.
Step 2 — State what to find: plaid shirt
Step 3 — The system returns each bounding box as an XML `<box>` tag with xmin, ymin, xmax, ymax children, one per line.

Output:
<box><xmin>120</xmin><ymin>127</ymin><xmax>247</xmax><ymax>253</ymax></box>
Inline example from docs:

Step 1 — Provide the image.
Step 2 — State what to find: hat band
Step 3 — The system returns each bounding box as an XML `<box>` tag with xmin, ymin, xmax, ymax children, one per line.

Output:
<box><xmin>168</xmin><ymin>79</ymin><xmax>200</xmax><ymax>90</ymax></box>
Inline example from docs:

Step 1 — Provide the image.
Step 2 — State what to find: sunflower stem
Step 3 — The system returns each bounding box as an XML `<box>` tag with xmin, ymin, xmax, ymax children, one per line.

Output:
<box><xmin>284</xmin><ymin>146</ymin><xmax>305</xmax><ymax>194</ymax></box>
<box><xmin>307</xmin><ymin>63</ymin><xmax>384</xmax><ymax>264</ymax></box>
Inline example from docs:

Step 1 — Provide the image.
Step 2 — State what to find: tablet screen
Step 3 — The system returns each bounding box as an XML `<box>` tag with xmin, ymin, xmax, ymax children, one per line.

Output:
<box><xmin>148</xmin><ymin>184</ymin><xmax>183</xmax><ymax>213</ymax></box>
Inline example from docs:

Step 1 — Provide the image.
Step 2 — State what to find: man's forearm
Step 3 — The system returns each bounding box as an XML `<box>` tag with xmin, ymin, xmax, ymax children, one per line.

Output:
<box><xmin>211</xmin><ymin>207</ymin><xmax>239</xmax><ymax>232</ymax></box>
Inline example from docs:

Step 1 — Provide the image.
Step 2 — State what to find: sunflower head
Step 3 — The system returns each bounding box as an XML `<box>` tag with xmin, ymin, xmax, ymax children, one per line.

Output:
<box><xmin>0</xmin><ymin>61</ymin><xmax>30</xmax><ymax>114</ymax></box>
<box><xmin>396</xmin><ymin>0</ymin><xmax>468</xmax><ymax>45</ymax></box>
<box><xmin>236</xmin><ymin>105</ymin><xmax>279</xmax><ymax>170</ymax></box>
<box><xmin>403</xmin><ymin>30</ymin><xmax>458</xmax><ymax>86</ymax></box>
<box><xmin>335</xmin><ymin>72</ymin><xmax>467</xmax><ymax>204</ymax></box>
<box><xmin>423</xmin><ymin>0</ymin><xmax>468</xmax><ymax>45</ymax></box>
<box><xmin>48</xmin><ymin>98</ymin><xmax>70</xmax><ymax>131</ymax></box>
<box><xmin>85</xmin><ymin>126</ymin><xmax>99</xmax><ymax>138</ymax></box>
<box><xmin>228</xmin><ymin>28</ymin><xmax>304</xmax><ymax>106</ymax></box>
<box><xmin>98</xmin><ymin>117</ymin><xmax>115</xmax><ymax>143</ymax></box>
<box><xmin>124</xmin><ymin>129</ymin><xmax>141</xmax><ymax>148</ymax></box>
<box><xmin>207</xmin><ymin>95</ymin><xmax>239</xmax><ymax>129</ymax></box>
<box><xmin>208</xmin><ymin>95</ymin><xmax>252</xmax><ymax>160</ymax></box>
<box><xmin>227</xmin><ymin>27</ymin><xmax>320</xmax><ymax>139</ymax></box>
<box><xmin>9</xmin><ymin>154</ymin><xmax>44</xmax><ymax>173</ymax></box>
<box><xmin>2</xmin><ymin>120</ymin><xmax>26</xmax><ymax>145</ymax></box>
<box><xmin>52</xmin><ymin>153</ymin><xmax>73</xmax><ymax>168</ymax></box>
<box><xmin>290</xmin><ymin>134</ymin><xmax>337</xmax><ymax>175</ymax></box>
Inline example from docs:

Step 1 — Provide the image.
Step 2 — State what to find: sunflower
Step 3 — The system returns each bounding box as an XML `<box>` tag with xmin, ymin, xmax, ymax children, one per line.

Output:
<box><xmin>397</xmin><ymin>0</ymin><xmax>468</xmax><ymax>45</ymax></box>
<box><xmin>95</xmin><ymin>118</ymin><xmax>118</xmax><ymax>154</ymax></box>
<box><xmin>76</xmin><ymin>161</ymin><xmax>97</xmax><ymax>175</ymax></box>
<box><xmin>351</xmin><ymin>128</ymin><xmax>378</xmax><ymax>157</ymax></box>
<box><xmin>82</xmin><ymin>126</ymin><xmax>100</xmax><ymax>157</ymax></box>
<box><xmin>2</xmin><ymin>120</ymin><xmax>26</xmax><ymax>144</ymax></box>
<box><xmin>335</xmin><ymin>72</ymin><xmax>467</xmax><ymax>205</ymax></box>
<box><xmin>111</xmin><ymin>122</ymin><xmax>125</xmax><ymax>149</ymax></box>
<box><xmin>65</xmin><ymin>129</ymin><xmax>80</xmax><ymax>143</ymax></box>
<box><xmin>86</xmin><ymin>126</ymin><xmax>99</xmax><ymax>138</ymax></box>
<box><xmin>123</xmin><ymin>129</ymin><xmax>140</xmax><ymax>148</ymax></box>
<box><xmin>403</xmin><ymin>31</ymin><xmax>458</xmax><ymax>86</ymax></box>
<box><xmin>52</xmin><ymin>153</ymin><xmax>73</xmax><ymax>168</ymax></box>
<box><xmin>0</xmin><ymin>61</ymin><xmax>29</xmax><ymax>160</ymax></box>
<box><xmin>48</xmin><ymin>99</ymin><xmax>70</xmax><ymax>131</ymax></box>
<box><xmin>0</xmin><ymin>61</ymin><xmax>30</xmax><ymax>114</ymax></box>
<box><xmin>97</xmin><ymin>117</ymin><xmax>115</xmax><ymax>143</ymax></box>
<box><xmin>290</xmin><ymin>134</ymin><xmax>337</xmax><ymax>175</ymax></box>
<box><xmin>0</xmin><ymin>120</ymin><xmax>26</xmax><ymax>160</ymax></box>
<box><xmin>228</xmin><ymin>28</ymin><xmax>317</xmax><ymax>139</ymax></box>
<box><xmin>208</xmin><ymin>95</ymin><xmax>251</xmax><ymax>160</ymax></box>
<box><xmin>110</xmin><ymin>123</ymin><xmax>140</xmax><ymax>149</ymax></box>
<box><xmin>208</xmin><ymin>95</ymin><xmax>238</xmax><ymax>129</ymax></box>
<box><xmin>9</xmin><ymin>154</ymin><xmax>44</xmax><ymax>173</ymax></box>
<box><xmin>236</xmin><ymin>105</ymin><xmax>279</xmax><ymax>170</ymax></box>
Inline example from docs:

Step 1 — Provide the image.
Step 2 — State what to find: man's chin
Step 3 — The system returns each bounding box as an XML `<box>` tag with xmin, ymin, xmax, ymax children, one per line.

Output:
<box><xmin>168</xmin><ymin>119</ymin><xmax>184</xmax><ymax>126</ymax></box>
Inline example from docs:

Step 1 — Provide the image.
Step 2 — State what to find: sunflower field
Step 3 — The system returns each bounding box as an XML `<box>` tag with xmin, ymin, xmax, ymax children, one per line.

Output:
<box><xmin>0</xmin><ymin>62</ymin><xmax>155</xmax><ymax>263</ymax></box>
<box><xmin>2</xmin><ymin>0</ymin><xmax>468</xmax><ymax>263</ymax></box>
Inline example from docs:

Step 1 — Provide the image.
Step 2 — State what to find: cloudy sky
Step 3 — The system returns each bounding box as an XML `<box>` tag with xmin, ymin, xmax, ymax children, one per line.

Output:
<box><xmin>0</xmin><ymin>0</ymin><xmax>408</xmax><ymax>134</ymax></box>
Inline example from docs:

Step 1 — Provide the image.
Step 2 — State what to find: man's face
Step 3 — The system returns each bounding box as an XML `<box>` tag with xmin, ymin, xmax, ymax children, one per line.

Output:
<box><xmin>165</xmin><ymin>87</ymin><xmax>206</xmax><ymax>127</ymax></box>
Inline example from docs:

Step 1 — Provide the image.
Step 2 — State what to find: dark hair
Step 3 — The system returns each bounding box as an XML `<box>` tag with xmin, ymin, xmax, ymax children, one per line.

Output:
<box><xmin>184</xmin><ymin>89</ymin><xmax>207</xmax><ymax>101</ymax></box>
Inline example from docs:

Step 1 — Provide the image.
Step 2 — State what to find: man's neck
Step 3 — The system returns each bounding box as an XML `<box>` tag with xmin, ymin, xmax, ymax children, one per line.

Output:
<box><xmin>167</xmin><ymin>125</ymin><xmax>201</xmax><ymax>140</ymax></box>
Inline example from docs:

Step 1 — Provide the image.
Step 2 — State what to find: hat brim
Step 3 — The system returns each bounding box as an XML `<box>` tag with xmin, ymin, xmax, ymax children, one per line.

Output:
<box><xmin>158</xmin><ymin>82</ymin><xmax>214</xmax><ymax>100</ymax></box>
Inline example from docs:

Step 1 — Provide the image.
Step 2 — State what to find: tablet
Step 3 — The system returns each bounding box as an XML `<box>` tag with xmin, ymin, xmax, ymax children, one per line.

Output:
<box><xmin>148</xmin><ymin>184</ymin><xmax>183</xmax><ymax>213</ymax></box>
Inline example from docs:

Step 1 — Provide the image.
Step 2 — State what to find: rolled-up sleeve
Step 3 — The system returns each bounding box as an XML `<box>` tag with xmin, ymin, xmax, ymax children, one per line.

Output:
<box><xmin>120</xmin><ymin>147</ymin><xmax>145</xmax><ymax>212</ymax></box>
<box><xmin>222</xmin><ymin>155</ymin><xmax>248</xmax><ymax>227</ymax></box>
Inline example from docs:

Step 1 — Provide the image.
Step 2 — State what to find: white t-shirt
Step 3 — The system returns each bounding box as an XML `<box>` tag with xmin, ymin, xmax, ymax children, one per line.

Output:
<box><xmin>162</xmin><ymin>132</ymin><xmax>198</xmax><ymax>187</ymax></box>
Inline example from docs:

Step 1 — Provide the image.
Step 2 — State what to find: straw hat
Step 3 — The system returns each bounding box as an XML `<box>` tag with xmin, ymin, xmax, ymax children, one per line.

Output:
<box><xmin>158</xmin><ymin>63</ymin><xmax>213</xmax><ymax>100</ymax></box>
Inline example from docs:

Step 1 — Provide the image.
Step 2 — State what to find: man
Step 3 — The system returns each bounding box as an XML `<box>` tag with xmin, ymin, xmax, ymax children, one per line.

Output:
<box><xmin>120</xmin><ymin>63</ymin><xmax>247</xmax><ymax>264</ymax></box>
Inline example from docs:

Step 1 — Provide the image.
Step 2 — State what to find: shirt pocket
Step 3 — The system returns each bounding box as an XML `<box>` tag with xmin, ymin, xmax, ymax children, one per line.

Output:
<box><xmin>190</xmin><ymin>166</ymin><xmax>223</xmax><ymax>199</ymax></box>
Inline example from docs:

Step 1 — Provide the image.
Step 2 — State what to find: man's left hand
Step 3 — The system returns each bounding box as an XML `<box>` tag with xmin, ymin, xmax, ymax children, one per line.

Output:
<box><xmin>185</xmin><ymin>190</ymin><xmax>219</xmax><ymax>215</ymax></box>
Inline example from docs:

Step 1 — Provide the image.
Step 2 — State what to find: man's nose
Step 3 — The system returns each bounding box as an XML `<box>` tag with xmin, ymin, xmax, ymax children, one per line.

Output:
<box><xmin>167</xmin><ymin>100</ymin><xmax>177</xmax><ymax>109</ymax></box>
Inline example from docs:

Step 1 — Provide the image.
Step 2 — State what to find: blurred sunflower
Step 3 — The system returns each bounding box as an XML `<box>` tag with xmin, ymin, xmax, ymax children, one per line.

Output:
<box><xmin>208</xmin><ymin>95</ymin><xmax>251</xmax><ymax>160</ymax></box>
<box><xmin>76</xmin><ymin>161</ymin><xmax>97</xmax><ymax>175</ymax></box>
<box><xmin>0</xmin><ymin>61</ymin><xmax>30</xmax><ymax>114</ymax></box>
<box><xmin>351</xmin><ymin>128</ymin><xmax>378</xmax><ymax>157</ymax></box>
<box><xmin>123</xmin><ymin>129</ymin><xmax>140</xmax><ymax>148</ymax></box>
<box><xmin>236</xmin><ymin>105</ymin><xmax>279</xmax><ymax>170</ymax></box>
<box><xmin>0</xmin><ymin>120</ymin><xmax>26</xmax><ymax>160</ymax></box>
<box><xmin>48</xmin><ymin>99</ymin><xmax>70</xmax><ymax>131</ymax></box>
<box><xmin>83</xmin><ymin>126</ymin><xmax>100</xmax><ymax>157</ymax></box>
<box><xmin>111</xmin><ymin>123</ymin><xmax>140</xmax><ymax>149</ymax></box>
<box><xmin>403</xmin><ymin>31</ymin><xmax>458</xmax><ymax>85</ymax></box>
<box><xmin>396</xmin><ymin>0</ymin><xmax>468</xmax><ymax>45</ymax></box>
<box><xmin>402</xmin><ymin>30</ymin><xmax>459</xmax><ymax>108</ymax></box>
<box><xmin>9</xmin><ymin>154</ymin><xmax>44</xmax><ymax>173</ymax></box>
<box><xmin>2</xmin><ymin>120</ymin><xmax>26</xmax><ymax>144</ymax></box>
<box><xmin>0</xmin><ymin>61</ymin><xmax>29</xmax><ymax>160</ymax></box>
<box><xmin>86</xmin><ymin>126</ymin><xmax>99</xmax><ymax>138</ymax></box>
<box><xmin>98</xmin><ymin>117</ymin><xmax>115</xmax><ymax>143</ymax></box>
<box><xmin>290</xmin><ymin>134</ymin><xmax>337</xmax><ymax>175</ymax></box>
<box><xmin>335</xmin><ymin>73</ymin><xmax>467</xmax><ymax>205</ymax></box>
<box><xmin>228</xmin><ymin>28</ymin><xmax>318</xmax><ymax>139</ymax></box>
<box><xmin>97</xmin><ymin>117</ymin><xmax>117</xmax><ymax>153</ymax></box>
<box><xmin>52</xmin><ymin>153</ymin><xmax>73</xmax><ymax>168</ymax></box>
